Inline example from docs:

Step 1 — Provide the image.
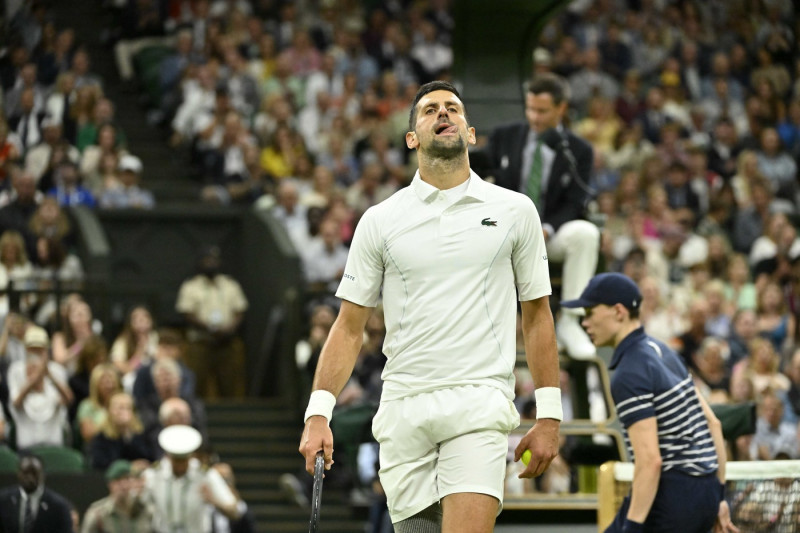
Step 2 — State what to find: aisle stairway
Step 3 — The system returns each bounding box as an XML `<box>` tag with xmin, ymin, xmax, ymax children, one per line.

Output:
<box><xmin>206</xmin><ymin>399</ymin><xmax>369</xmax><ymax>533</ymax></box>
<box><xmin>51</xmin><ymin>0</ymin><xmax>200</xmax><ymax>203</ymax></box>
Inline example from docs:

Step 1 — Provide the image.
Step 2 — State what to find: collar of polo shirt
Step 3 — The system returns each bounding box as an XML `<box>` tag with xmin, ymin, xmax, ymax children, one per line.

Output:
<box><xmin>411</xmin><ymin>170</ymin><xmax>488</xmax><ymax>203</ymax></box>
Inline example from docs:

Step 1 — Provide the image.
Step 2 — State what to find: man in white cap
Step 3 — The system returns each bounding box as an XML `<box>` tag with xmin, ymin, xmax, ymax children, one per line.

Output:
<box><xmin>143</xmin><ymin>425</ymin><xmax>240</xmax><ymax>533</ymax></box>
<box><xmin>7</xmin><ymin>325</ymin><xmax>73</xmax><ymax>449</ymax></box>
<box><xmin>99</xmin><ymin>154</ymin><xmax>155</xmax><ymax>210</ymax></box>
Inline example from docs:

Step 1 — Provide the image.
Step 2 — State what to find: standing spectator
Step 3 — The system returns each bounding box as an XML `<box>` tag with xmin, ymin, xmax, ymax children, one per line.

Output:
<box><xmin>176</xmin><ymin>246</ymin><xmax>248</xmax><ymax>399</ymax></box>
<box><xmin>0</xmin><ymin>454</ymin><xmax>73</xmax><ymax>532</ymax></box>
<box><xmin>81</xmin><ymin>459</ymin><xmax>155</xmax><ymax>533</ymax></box>
<box><xmin>89</xmin><ymin>391</ymin><xmax>155</xmax><ymax>470</ymax></box>
<box><xmin>144</xmin><ymin>425</ymin><xmax>240</xmax><ymax>533</ymax></box>
<box><xmin>7</xmin><ymin>326</ymin><xmax>73</xmax><ymax>449</ymax></box>
<box><xmin>99</xmin><ymin>155</ymin><xmax>155</xmax><ymax>209</ymax></box>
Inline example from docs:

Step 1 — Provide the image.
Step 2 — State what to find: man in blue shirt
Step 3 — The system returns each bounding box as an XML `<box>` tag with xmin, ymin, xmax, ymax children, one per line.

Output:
<box><xmin>561</xmin><ymin>273</ymin><xmax>738</xmax><ymax>533</ymax></box>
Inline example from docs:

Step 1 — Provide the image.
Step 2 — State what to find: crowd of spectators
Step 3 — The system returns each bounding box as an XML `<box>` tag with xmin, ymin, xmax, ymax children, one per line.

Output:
<box><xmin>4</xmin><ymin>0</ymin><xmax>800</xmax><ymax>527</ymax></box>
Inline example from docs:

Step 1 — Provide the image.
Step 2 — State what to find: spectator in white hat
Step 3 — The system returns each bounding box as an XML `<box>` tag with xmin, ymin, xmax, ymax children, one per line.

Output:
<box><xmin>143</xmin><ymin>425</ymin><xmax>240</xmax><ymax>533</ymax></box>
<box><xmin>6</xmin><ymin>325</ymin><xmax>73</xmax><ymax>449</ymax></box>
<box><xmin>99</xmin><ymin>154</ymin><xmax>155</xmax><ymax>210</ymax></box>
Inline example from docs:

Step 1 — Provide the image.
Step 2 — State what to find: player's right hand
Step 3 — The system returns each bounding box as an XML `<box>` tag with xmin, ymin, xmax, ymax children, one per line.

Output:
<box><xmin>299</xmin><ymin>415</ymin><xmax>334</xmax><ymax>475</ymax></box>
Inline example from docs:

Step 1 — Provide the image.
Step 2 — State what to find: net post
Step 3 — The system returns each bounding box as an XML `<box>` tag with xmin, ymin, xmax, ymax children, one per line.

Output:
<box><xmin>597</xmin><ymin>461</ymin><xmax>617</xmax><ymax>533</ymax></box>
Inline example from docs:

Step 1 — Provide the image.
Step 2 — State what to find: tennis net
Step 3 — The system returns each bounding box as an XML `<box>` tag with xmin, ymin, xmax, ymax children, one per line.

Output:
<box><xmin>598</xmin><ymin>460</ymin><xmax>800</xmax><ymax>532</ymax></box>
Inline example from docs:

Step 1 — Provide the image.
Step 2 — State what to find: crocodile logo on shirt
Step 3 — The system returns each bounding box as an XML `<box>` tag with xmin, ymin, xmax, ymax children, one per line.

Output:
<box><xmin>481</xmin><ymin>217</ymin><xmax>497</xmax><ymax>227</ymax></box>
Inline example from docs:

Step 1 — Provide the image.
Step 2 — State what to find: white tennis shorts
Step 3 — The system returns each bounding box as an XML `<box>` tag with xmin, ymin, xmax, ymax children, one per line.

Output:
<box><xmin>371</xmin><ymin>385</ymin><xmax>521</xmax><ymax>523</ymax></box>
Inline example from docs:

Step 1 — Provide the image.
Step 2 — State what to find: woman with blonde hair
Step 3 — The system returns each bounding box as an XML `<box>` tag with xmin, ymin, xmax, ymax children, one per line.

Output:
<box><xmin>89</xmin><ymin>391</ymin><xmax>154</xmax><ymax>470</ymax></box>
<box><xmin>732</xmin><ymin>337</ymin><xmax>791</xmax><ymax>400</ymax></box>
<box><xmin>0</xmin><ymin>230</ymin><xmax>35</xmax><ymax>318</ymax></box>
<box><xmin>75</xmin><ymin>363</ymin><xmax>121</xmax><ymax>443</ymax></box>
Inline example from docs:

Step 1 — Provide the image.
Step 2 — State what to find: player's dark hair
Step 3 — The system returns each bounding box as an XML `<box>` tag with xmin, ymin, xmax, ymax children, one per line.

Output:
<box><xmin>627</xmin><ymin>307</ymin><xmax>640</xmax><ymax>319</ymax></box>
<box><xmin>527</xmin><ymin>73</ymin><xmax>571</xmax><ymax>105</ymax></box>
<box><xmin>408</xmin><ymin>80</ymin><xmax>466</xmax><ymax>131</ymax></box>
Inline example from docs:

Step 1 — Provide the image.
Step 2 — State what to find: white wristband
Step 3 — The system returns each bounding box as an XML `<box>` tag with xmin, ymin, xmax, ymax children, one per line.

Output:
<box><xmin>304</xmin><ymin>390</ymin><xmax>337</xmax><ymax>424</ymax></box>
<box><xmin>534</xmin><ymin>387</ymin><xmax>563</xmax><ymax>421</ymax></box>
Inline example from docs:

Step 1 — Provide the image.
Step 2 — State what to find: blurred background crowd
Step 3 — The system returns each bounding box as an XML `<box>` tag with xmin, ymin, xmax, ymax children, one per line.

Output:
<box><xmin>1</xmin><ymin>0</ymin><xmax>800</xmax><ymax>531</ymax></box>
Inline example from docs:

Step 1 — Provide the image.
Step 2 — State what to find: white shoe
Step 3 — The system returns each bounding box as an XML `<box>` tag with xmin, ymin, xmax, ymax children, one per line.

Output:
<box><xmin>556</xmin><ymin>315</ymin><xmax>596</xmax><ymax>360</ymax></box>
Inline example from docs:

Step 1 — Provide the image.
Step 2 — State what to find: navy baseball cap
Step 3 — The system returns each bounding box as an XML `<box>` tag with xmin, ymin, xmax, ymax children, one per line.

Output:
<box><xmin>560</xmin><ymin>273</ymin><xmax>642</xmax><ymax>311</ymax></box>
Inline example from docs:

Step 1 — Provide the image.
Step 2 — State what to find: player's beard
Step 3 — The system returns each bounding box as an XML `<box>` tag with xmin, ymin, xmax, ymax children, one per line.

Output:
<box><xmin>423</xmin><ymin>132</ymin><xmax>466</xmax><ymax>160</ymax></box>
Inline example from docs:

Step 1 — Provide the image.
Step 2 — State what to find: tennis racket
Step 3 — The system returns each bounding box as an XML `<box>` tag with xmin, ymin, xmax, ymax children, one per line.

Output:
<box><xmin>308</xmin><ymin>451</ymin><xmax>325</xmax><ymax>533</ymax></box>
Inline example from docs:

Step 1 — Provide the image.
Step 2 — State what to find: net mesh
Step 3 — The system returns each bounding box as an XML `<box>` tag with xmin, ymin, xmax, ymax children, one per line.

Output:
<box><xmin>602</xmin><ymin>461</ymin><xmax>800</xmax><ymax>533</ymax></box>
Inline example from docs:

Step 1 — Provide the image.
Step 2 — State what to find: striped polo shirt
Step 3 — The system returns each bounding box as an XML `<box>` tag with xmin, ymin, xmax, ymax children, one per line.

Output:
<box><xmin>609</xmin><ymin>327</ymin><xmax>718</xmax><ymax>476</ymax></box>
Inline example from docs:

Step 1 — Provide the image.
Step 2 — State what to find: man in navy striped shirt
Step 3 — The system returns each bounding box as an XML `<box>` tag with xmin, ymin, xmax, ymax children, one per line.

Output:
<box><xmin>562</xmin><ymin>273</ymin><xmax>738</xmax><ymax>533</ymax></box>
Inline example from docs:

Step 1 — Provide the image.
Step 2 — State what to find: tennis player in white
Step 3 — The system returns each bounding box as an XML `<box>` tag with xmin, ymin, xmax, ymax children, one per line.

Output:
<box><xmin>299</xmin><ymin>80</ymin><xmax>562</xmax><ymax>533</ymax></box>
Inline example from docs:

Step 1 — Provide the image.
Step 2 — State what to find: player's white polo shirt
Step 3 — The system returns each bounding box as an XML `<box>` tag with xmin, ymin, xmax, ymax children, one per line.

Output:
<box><xmin>336</xmin><ymin>170</ymin><xmax>551</xmax><ymax>401</ymax></box>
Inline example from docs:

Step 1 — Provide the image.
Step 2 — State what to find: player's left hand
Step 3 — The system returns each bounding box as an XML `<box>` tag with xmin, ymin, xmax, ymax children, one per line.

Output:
<box><xmin>515</xmin><ymin>418</ymin><xmax>559</xmax><ymax>478</ymax></box>
<box><xmin>714</xmin><ymin>500</ymin><xmax>739</xmax><ymax>533</ymax></box>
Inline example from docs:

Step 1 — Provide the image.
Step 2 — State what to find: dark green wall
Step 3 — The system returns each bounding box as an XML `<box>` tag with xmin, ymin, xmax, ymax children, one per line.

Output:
<box><xmin>79</xmin><ymin>205</ymin><xmax>303</xmax><ymax>398</ymax></box>
<box><xmin>452</xmin><ymin>0</ymin><xmax>570</xmax><ymax>131</ymax></box>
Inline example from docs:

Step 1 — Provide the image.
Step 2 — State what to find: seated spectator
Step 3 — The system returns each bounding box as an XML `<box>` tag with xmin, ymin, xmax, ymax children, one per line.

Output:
<box><xmin>47</xmin><ymin>160</ymin><xmax>96</xmax><ymax>208</ymax></box>
<box><xmin>111</xmin><ymin>305</ymin><xmax>158</xmax><ymax>393</ymax></box>
<box><xmin>723</xmin><ymin>254</ymin><xmax>757</xmax><ymax>312</ymax></box>
<box><xmin>756</xmin><ymin>127</ymin><xmax>797</xmax><ymax>205</ymax></box>
<box><xmin>733</xmin><ymin>337</ymin><xmax>791</xmax><ymax>400</ymax></box>
<box><xmin>0</xmin><ymin>311</ymin><xmax>28</xmax><ymax>375</ymax></box>
<box><xmin>23</xmin><ymin>118</ymin><xmax>80</xmax><ymax>185</ymax></box>
<box><xmin>301</xmin><ymin>218</ymin><xmax>348</xmax><ymax>293</ymax></box>
<box><xmin>7</xmin><ymin>326</ymin><xmax>73</xmax><ymax>449</ymax></box>
<box><xmin>29</xmin><ymin>238</ymin><xmax>84</xmax><ymax>327</ymax></box>
<box><xmin>89</xmin><ymin>391</ymin><xmax>155</xmax><ymax>470</ymax></box>
<box><xmin>146</xmin><ymin>395</ymin><xmax>208</xmax><ymax>459</ymax></box>
<box><xmin>99</xmin><ymin>154</ymin><xmax>155</xmax><ymax>209</ymax></box>
<box><xmin>692</xmin><ymin>337</ymin><xmax>732</xmax><ymax>404</ymax></box>
<box><xmin>754</xmin><ymin>280</ymin><xmax>795</xmax><ymax>354</ymax></box>
<box><xmin>344</xmin><ymin>162</ymin><xmax>395</xmax><ymax>218</ymax></box>
<box><xmin>76</xmin><ymin>363</ymin><xmax>121</xmax><ymax>445</ymax></box>
<box><xmin>781</xmin><ymin>348</ymin><xmax>800</xmax><ymax>424</ymax></box>
<box><xmin>132</xmin><ymin>329</ymin><xmax>196</xmax><ymax>403</ymax></box>
<box><xmin>67</xmin><ymin>335</ymin><xmax>109</xmax><ymax>415</ymax></box>
<box><xmin>176</xmin><ymin>246</ymin><xmax>247</xmax><ymax>399</ymax></box>
<box><xmin>704</xmin><ymin>279</ymin><xmax>732</xmax><ymax>339</ymax></box>
<box><xmin>0</xmin><ymin>230</ymin><xmax>34</xmax><ymax>317</ymax></box>
<box><xmin>52</xmin><ymin>298</ymin><xmax>96</xmax><ymax>376</ymax></box>
<box><xmin>749</xmin><ymin>391</ymin><xmax>798</xmax><ymax>460</ymax></box>
<box><xmin>638</xmin><ymin>276</ymin><xmax>685</xmax><ymax>345</ymax></box>
<box><xmin>270</xmin><ymin>180</ymin><xmax>310</xmax><ymax>250</ymax></box>
<box><xmin>27</xmin><ymin>196</ymin><xmax>73</xmax><ymax>247</ymax></box>
<box><xmin>137</xmin><ymin>359</ymin><xmax>208</xmax><ymax>454</ymax></box>
<box><xmin>200</xmin><ymin>142</ymin><xmax>272</xmax><ymax>206</ymax></box>
<box><xmin>0</xmin><ymin>171</ymin><xmax>42</xmax><ymax>257</ymax></box>
<box><xmin>76</xmin><ymin>98</ymin><xmax>128</xmax><ymax>154</ymax></box>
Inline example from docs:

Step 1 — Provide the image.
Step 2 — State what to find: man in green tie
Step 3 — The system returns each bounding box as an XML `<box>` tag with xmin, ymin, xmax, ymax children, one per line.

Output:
<box><xmin>488</xmin><ymin>73</ymin><xmax>599</xmax><ymax>360</ymax></box>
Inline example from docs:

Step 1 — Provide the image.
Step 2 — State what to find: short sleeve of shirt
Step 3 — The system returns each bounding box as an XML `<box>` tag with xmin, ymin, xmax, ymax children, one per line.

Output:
<box><xmin>511</xmin><ymin>199</ymin><xmax>552</xmax><ymax>301</ymax></box>
<box><xmin>336</xmin><ymin>207</ymin><xmax>384</xmax><ymax>307</ymax></box>
<box><xmin>612</xmin><ymin>363</ymin><xmax>657</xmax><ymax>428</ymax></box>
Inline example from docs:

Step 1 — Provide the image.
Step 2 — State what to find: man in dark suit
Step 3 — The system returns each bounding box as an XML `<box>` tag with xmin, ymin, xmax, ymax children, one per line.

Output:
<box><xmin>487</xmin><ymin>73</ymin><xmax>599</xmax><ymax>359</ymax></box>
<box><xmin>0</xmin><ymin>453</ymin><xmax>73</xmax><ymax>533</ymax></box>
